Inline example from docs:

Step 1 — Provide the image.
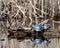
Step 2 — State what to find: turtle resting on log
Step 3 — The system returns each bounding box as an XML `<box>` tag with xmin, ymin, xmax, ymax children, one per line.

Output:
<box><xmin>8</xmin><ymin>23</ymin><xmax>60</xmax><ymax>45</ymax></box>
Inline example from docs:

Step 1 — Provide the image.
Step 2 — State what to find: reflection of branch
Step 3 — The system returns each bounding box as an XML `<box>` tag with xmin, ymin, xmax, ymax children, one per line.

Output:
<box><xmin>52</xmin><ymin>20</ymin><xmax>60</xmax><ymax>23</ymax></box>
